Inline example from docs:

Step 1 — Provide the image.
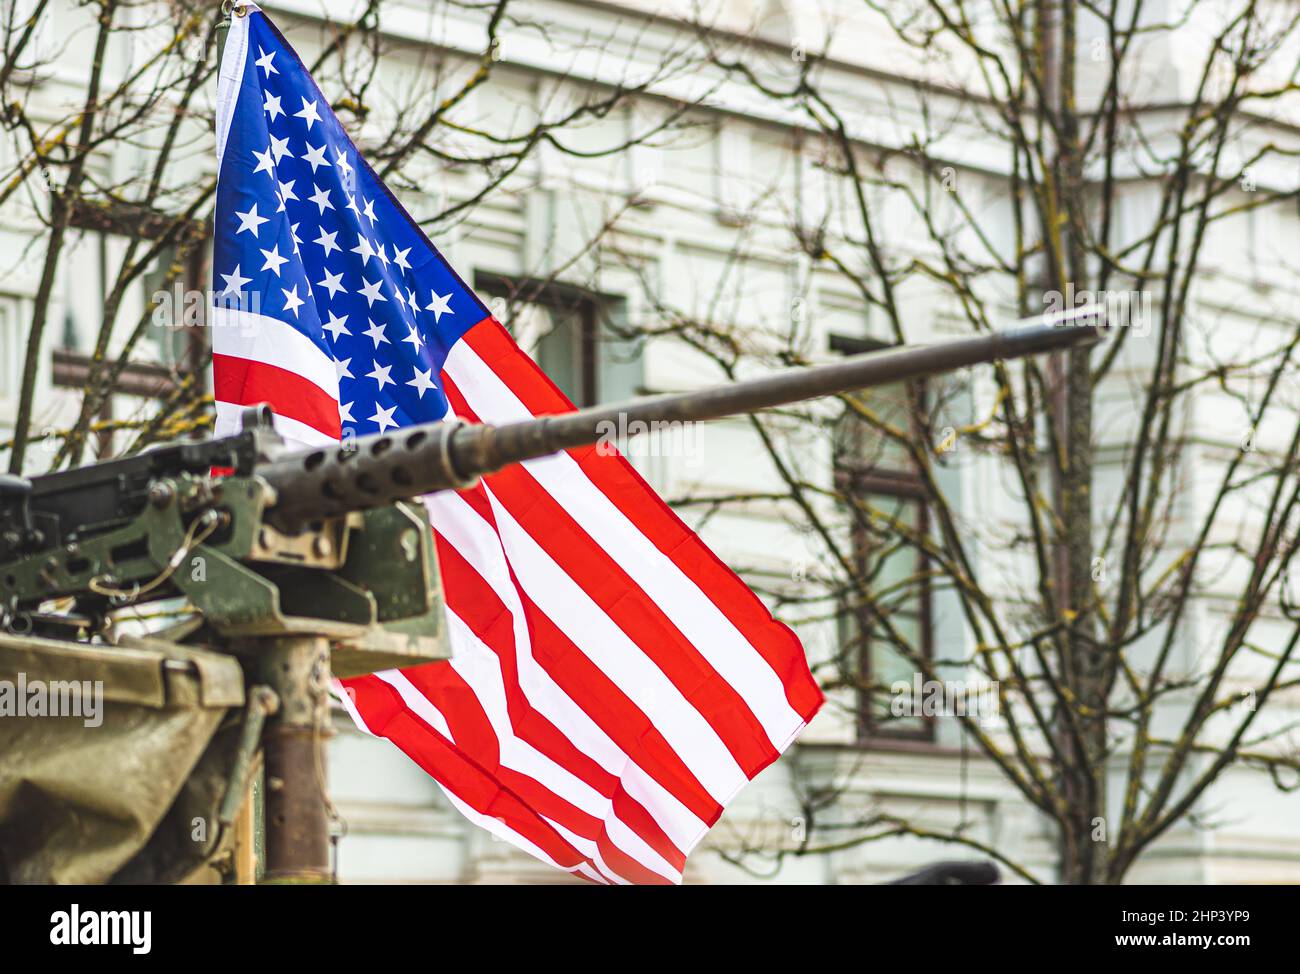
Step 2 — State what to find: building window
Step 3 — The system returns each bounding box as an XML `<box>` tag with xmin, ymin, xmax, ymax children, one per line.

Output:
<box><xmin>140</xmin><ymin>242</ymin><xmax>204</xmax><ymax>369</ymax></box>
<box><xmin>475</xmin><ymin>274</ymin><xmax>640</xmax><ymax>407</ymax></box>
<box><xmin>832</xmin><ymin>334</ymin><xmax>933</xmax><ymax>741</ymax></box>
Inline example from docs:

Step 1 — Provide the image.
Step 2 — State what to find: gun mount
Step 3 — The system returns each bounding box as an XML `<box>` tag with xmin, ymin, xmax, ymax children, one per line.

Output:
<box><xmin>0</xmin><ymin>312</ymin><xmax>1101</xmax><ymax>884</ymax></box>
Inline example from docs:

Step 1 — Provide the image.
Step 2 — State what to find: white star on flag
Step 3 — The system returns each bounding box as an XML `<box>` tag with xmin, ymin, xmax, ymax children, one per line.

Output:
<box><xmin>302</xmin><ymin>142</ymin><xmax>330</xmax><ymax>173</ymax></box>
<box><xmin>307</xmin><ymin>183</ymin><xmax>333</xmax><ymax>214</ymax></box>
<box><xmin>366</xmin><ymin>361</ymin><xmax>393</xmax><ymax>390</ymax></box>
<box><xmin>234</xmin><ymin>203</ymin><xmax>268</xmax><ymax>236</ymax></box>
<box><xmin>407</xmin><ymin>366</ymin><xmax>436</xmax><ymax>398</ymax></box>
<box><xmin>254</xmin><ymin>47</ymin><xmax>277</xmax><ymax>76</ymax></box>
<box><xmin>427</xmin><ymin>290</ymin><xmax>453</xmax><ymax>321</ymax></box>
<box><xmin>259</xmin><ymin>244</ymin><xmax>288</xmax><ymax>275</ymax></box>
<box><xmin>358</xmin><ymin>276</ymin><xmax>386</xmax><ymax>306</ymax></box>
<box><xmin>294</xmin><ymin>96</ymin><xmax>321</xmax><ymax>130</ymax></box>
<box><xmin>219</xmin><ymin>265</ymin><xmax>251</xmax><ymax>295</ymax></box>
<box><xmin>350</xmin><ymin>235</ymin><xmax>376</xmax><ymax>263</ymax></box>
<box><xmin>322</xmin><ymin>311</ymin><xmax>350</xmax><ymax>340</ymax></box>
<box><xmin>280</xmin><ymin>284</ymin><xmax>304</xmax><ymax>317</ymax></box>
<box><xmin>276</xmin><ymin>178</ymin><xmax>298</xmax><ymax>211</ymax></box>
<box><xmin>269</xmin><ymin>133</ymin><xmax>292</xmax><ymax>163</ymax></box>
<box><xmin>252</xmin><ymin>146</ymin><xmax>275</xmax><ymax>177</ymax></box>
<box><xmin>362</xmin><ymin>318</ymin><xmax>389</xmax><ymax>348</ymax></box>
<box><xmin>317</xmin><ymin>268</ymin><xmax>346</xmax><ymax>300</ymax></box>
<box><xmin>313</xmin><ymin>227</ymin><xmax>339</xmax><ymax>256</ymax></box>
<box><xmin>369</xmin><ymin>402</ymin><xmax>399</xmax><ymax>433</ymax></box>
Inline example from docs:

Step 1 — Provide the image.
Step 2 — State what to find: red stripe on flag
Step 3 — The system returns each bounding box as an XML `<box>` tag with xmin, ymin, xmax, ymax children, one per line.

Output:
<box><xmin>212</xmin><ymin>352</ymin><xmax>341</xmax><ymax>438</ymax></box>
<box><xmin>434</xmin><ymin>535</ymin><xmax>690</xmax><ymax>872</ymax></box>
<box><xmin>442</xmin><ymin>374</ymin><xmax>783</xmax><ymax>777</ymax></box>
<box><xmin>593</xmin><ymin>831</ymin><xmax>676</xmax><ymax>886</ymax></box>
<box><xmin>460</xmin><ymin>319</ymin><xmax>823</xmax><ymax>722</ymax></box>
<box><xmin>344</xmin><ymin>673</ymin><xmax>586</xmax><ymax>871</ymax></box>
<box><xmin>398</xmin><ymin>660</ymin><xmax>614</xmax><ymax>848</ymax></box>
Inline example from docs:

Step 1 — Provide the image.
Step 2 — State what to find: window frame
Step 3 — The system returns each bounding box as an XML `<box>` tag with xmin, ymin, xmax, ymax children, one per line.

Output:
<box><xmin>474</xmin><ymin>273</ymin><xmax>604</xmax><ymax>407</ymax></box>
<box><xmin>831</xmin><ymin>333</ymin><xmax>936</xmax><ymax>744</ymax></box>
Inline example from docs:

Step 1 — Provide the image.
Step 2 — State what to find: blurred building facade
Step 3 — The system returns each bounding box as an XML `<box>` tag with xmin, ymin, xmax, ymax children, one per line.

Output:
<box><xmin>3</xmin><ymin>0</ymin><xmax>1299</xmax><ymax>883</ymax></box>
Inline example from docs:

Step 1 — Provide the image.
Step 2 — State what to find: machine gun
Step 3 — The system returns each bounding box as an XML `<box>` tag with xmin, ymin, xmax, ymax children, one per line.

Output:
<box><xmin>0</xmin><ymin>313</ymin><xmax>1100</xmax><ymax>884</ymax></box>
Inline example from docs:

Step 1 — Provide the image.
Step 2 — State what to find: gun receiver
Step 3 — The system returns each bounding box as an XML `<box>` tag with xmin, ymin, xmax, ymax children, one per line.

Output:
<box><xmin>0</xmin><ymin>431</ymin><xmax>266</xmax><ymax>563</ymax></box>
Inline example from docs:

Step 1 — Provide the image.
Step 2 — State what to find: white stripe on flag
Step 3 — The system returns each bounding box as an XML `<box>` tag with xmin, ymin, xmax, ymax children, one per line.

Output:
<box><xmin>424</xmin><ymin>490</ymin><xmax>709</xmax><ymax>850</ymax></box>
<box><xmin>480</xmin><ymin>482</ymin><xmax>749</xmax><ymax>803</ymax></box>
<box><xmin>374</xmin><ymin>670</ymin><xmax>455</xmax><ymax>741</ymax></box>
<box><xmin>447</xmin><ymin>609</ymin><xmax>684</xmax><ymax>883</ymax></box>
<box><xmin>210</xmin><ymin>305</ymin><xmax>340</xmax><ymax>400</ymax></box>
<box><xmin>438</xmin><ymin>789</ymin><xmax>568</xmax><ymax>873</ymax></box>
<box><xmin>215</xmin><ymin>5</ymin><xmax>252</xmax><ymax>172</ymax></box>
<box><xmin>447</xmin><ymin>609</ymin><xmax>613</xmax><ymax>816</ymax></box>
<box><xmin>214</xmin><ymin>400</ymin><xmax>337</xmax><ymax>446</ymax></box>
<box><xmin>442</xmin><ymin>339</ymin><xmax>806</xmax><ymax>749</ymax></box>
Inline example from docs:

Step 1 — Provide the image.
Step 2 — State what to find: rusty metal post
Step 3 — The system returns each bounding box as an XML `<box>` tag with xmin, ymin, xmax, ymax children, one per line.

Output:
<box><xmin>251</xmin><ymin>635</ymin><xmax>333</xmax><ymax>883</ymax></box>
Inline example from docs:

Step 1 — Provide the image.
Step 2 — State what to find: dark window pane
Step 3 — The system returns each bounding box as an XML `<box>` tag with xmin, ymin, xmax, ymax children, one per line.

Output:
<box><xmin>534</xmin><ymin>303</ymin><xmax>585</xmax><ymax>403</ymax></box>
<box><xmin>835</xmin><ymin>380</ymin><xmax>915</xmax><ymax>472</ymax></box>
<box><xmin>484</xmin><ymin>278</ymin><xmax>639</xmax><ymax>409</ymax></box>
<box><xmin>832</xmin><ymin>365</ymin><xmax>932</xmax><ymax>741</ymax></box>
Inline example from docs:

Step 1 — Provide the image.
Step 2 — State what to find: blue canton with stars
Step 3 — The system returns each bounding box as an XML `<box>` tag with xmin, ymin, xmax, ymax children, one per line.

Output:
<box><xmin>214</xmin><ymin>11</ymin><xmax>486</xmax><ymax>434</ymax></box>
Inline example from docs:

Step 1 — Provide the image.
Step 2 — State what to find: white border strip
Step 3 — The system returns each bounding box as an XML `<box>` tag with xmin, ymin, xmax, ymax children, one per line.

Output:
<box><xmin>214</xmin><ymin>4</ymin><xmax>256</xmax><ymax>169</ymax></box>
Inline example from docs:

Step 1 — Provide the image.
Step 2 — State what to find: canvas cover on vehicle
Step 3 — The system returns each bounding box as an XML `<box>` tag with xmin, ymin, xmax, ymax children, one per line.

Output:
<box><xmin>0</xmin><ymin>632</ymin><xmax>245</xmax><ymax>884</ymax></box>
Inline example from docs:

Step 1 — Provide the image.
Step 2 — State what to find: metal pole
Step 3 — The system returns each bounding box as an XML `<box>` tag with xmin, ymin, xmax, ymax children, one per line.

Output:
<box><xmin>251</xmin><ymin>635</ymin><xmax>334</xmax><ymax>884</ymax></box>
<box><xmin>473</xmin><ymin>311</ymin><xmax>1104</xmax><ymax>471</ymax></box>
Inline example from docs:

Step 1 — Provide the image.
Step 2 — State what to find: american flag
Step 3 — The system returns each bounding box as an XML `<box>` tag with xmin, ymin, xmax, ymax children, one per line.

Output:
<box><xmin>212</xmin><ymin>3</ymin><xmax>822</xmax><ymax>884</ymax></box>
